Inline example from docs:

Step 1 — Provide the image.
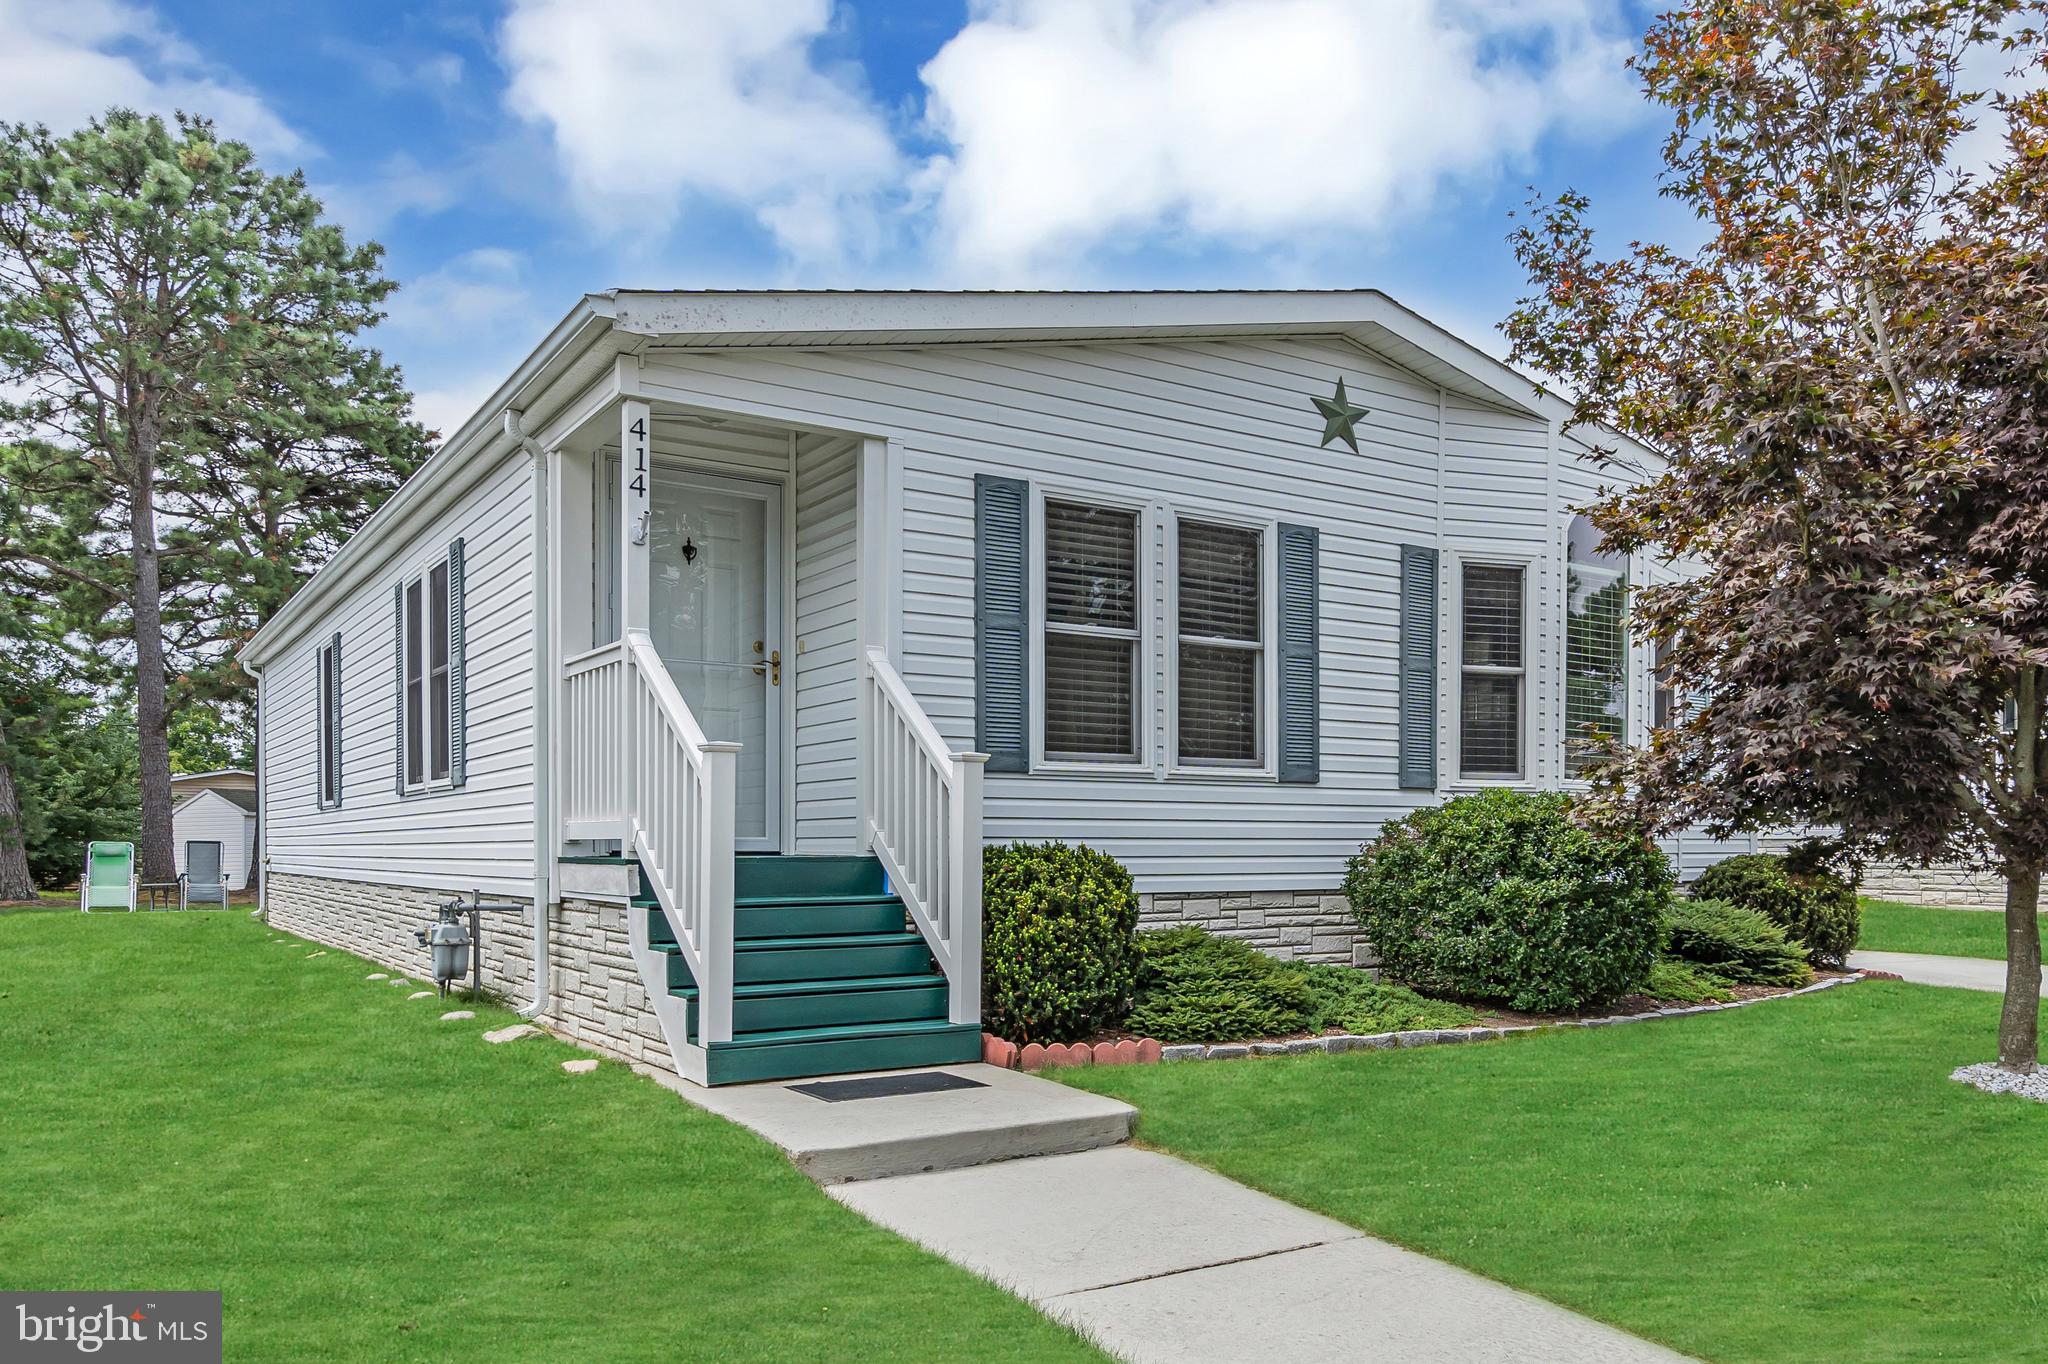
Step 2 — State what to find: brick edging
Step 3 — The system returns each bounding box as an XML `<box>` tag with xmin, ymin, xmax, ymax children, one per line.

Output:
<box><xmin>991</xmin><ymin>973</ymin><xmax>1868</xmax><ymax>1069</ymax></box>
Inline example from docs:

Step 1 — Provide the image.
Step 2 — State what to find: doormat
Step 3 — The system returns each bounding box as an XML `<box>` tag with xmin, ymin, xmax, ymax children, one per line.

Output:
<box><xmin>788</xmin><ymin>1071</ymin><xmax>988</xmax><ymax>1102</ymax></box>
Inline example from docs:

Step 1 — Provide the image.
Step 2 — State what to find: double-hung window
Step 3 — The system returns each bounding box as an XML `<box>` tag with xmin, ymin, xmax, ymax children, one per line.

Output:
<box><xmin>1564</xmin><ymin>515</ymin><xmax>1629</xmax><ymax>774</ymax></box>
<box><xmin>316</xmin><ymin>635</ymin><xmax>342</xmax><ymax>807</ymax></box>
<box><xmin>1175</xmin><ymin>519</ymin><xmax>1263</xmax><ymax>766</ymax></box>
<box><xmin>1042</xmin><ymin>499</ymin><xmax>1141</xmax><ymax>763</ymax></box>
<box><xmin>1459</xmin><ymin>563</ymin><xmax>1526</xmax><ymax>780</ymax></box>
<box><xmin>402</xmin><ymin>560</ymin><xmax>453</xmax><ymax>788</ymax></box>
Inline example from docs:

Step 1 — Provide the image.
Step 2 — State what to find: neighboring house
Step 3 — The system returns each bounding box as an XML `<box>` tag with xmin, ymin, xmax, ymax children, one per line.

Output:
<box><xmin>240</xmin><ymin>289</ymin><xmax>1776</xmax><ymax>1086</ymax></box>
<box><xmin>170</xmin><ymin>770</ymin><xmax>257</xmax><ymax>893</ymax></box>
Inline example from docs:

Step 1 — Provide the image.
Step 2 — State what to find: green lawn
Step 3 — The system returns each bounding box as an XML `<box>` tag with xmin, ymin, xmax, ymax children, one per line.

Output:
<box><xmin>1858</xmin><ymin>897</ymin><xmax>2006</xmax><ymax>960</ymax></box>
<box><xmin>1061</xmin><ymin>982</ymin><xmax>2048</xmax><ymax>1363</ymax></box>
<box><xmin>0</xmin><ymin>912</ymin><xmax>1100</xmax><ymax>1363</ymax></box>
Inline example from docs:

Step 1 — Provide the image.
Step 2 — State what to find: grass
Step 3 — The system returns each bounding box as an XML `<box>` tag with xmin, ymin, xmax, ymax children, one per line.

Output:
<box><xmin>0</xmin><ymin>912</ymin><xmax>1101</xmax><ymax>1364</ymax></box>
<box><xmin>1858</xmin><ymin>897</ymin><xmax>2006</xmax><ymax>960</ymax></box>
<box><xmin>1060</xmin><ymin>982</ymin><xmax>2048</xmax><ymax>1363</ymax></box>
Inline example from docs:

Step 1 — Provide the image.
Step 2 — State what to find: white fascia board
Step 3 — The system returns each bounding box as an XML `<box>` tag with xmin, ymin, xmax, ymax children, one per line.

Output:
<box><xmin>241</xmin><ymin>295</ymin><xmax>620</xmax><ymax>667</ymax></box>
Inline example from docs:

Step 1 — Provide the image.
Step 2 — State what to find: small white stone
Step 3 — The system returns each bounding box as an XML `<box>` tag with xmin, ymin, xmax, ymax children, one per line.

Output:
<box><xmin>389</xmin><ymin>978</ymin><xmax>410</xmax><ymax>987</ymax></box>
<box><xmin>483</xmin><ymin>1024</ymin><xmax>540</xmax><ymax>1045</ymax></box>
<box><xmin>408</xmin><ymin>991</ymin><xmax>435</xmax><ymax>1000</ymax></box>
<box><xmin>561</xmin><ymin>1059</ymin><xmax>600</xmax><ymax>1074</ymax></box>
<box><xmin>305</xmin><ymin>951</ymin><xmax>326</xmax><ymax>958</ymax></box>
<box><xmin>365</xmin><ymin>973</ymin><xmax>387</xmax><ymax>981</ymax></box>
<box><xmin>441</xmin><ymin>1010</ymin><xmax>475</xmax><ymax>1021</ymax></box>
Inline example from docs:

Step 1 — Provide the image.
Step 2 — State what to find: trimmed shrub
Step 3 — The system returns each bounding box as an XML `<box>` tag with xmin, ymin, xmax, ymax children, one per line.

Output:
<box><xmin>1646</xmin><ymin>957</ymin><xmax>1737</xmax><ymax>1004</ymax></box>
<box><xmin>1691</xmin><ymin>852</ymin><xmax>1859</xmax><ymax>966</ymax></box>
<box><xmin>981</xmin><ymin>841</ymin><xmax>1140</xmax><ymax>1044</ymax></box>
<box><xmin>1664</xmin><ymin>898</ymin><xmax>1814</xmax><ymax>987</ymax></box>
<box><xmin>1345</xmin><ymin>789</ymin><xmax>1671</xmax><ymax>1012</ymax></box>
<box><xmin>1126</xmin><ymin>927</ymin><xmax>1316</xmax><ymax>1043</ymax></box>
<box><xmin>1124</xmin><ymin>927</ymin><xmax>1475</xmax><ymax>1043</ymax></box>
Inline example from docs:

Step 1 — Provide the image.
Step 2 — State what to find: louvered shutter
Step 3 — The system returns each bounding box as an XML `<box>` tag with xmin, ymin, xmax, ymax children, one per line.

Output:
<box><xmin>1397</xmin><ymin>544</ymin><xmax>1439</xmax><ymax>790</ymax></box>
<box><xmin>448</xmin><ymin>538</ymin><xmax>467</xmax><ymax>788</ymax></box>
<box><xmin>393</xmin><ymin>582</ymin><xmax>407</xmax><ymax>796</ymax></box>
<box><xmin>1276</xmin><ymin>523</ymin><xmax>1319</xmax><ymax>784</ymax></box>
<box><xmin>975</xmin><ymin>475</ymin><xmax>1029</xmax><ymax>772</ymax></box>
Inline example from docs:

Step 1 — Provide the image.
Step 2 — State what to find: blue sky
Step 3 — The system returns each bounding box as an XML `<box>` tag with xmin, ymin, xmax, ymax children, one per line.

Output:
<box><xmin>0</xmin><ymin>0</ymin><xmax>1689</xmax><ymax>439</ymax></box>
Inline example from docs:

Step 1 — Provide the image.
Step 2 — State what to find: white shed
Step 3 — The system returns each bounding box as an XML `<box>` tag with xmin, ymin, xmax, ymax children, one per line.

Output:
<box><xmin>171</xmin><ymin>786</ymin><xmax>257</xmax><ymax>893</ymax></box>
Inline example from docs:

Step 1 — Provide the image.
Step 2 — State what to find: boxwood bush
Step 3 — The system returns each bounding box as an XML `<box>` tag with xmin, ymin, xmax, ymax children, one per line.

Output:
<box><xmin>981</xmin><ymin>841</ymin><xmax>1140</xmax><ymax>1044</ymax></box>
<box><xmin>1691</xmin><ymin>851</ymin><xmax>1859</xmax><ymax>967</ymax></box>
<box><xmin>1664</xmin><ymin>898</ymin><xmax>1814</xmax><ymax>987</ymax></box>
<box><xmin>1344</xmin><ymin>789</ymin><xmax>1670</xmax><ymax>1012</ymax></box>
<box><xmin>1124</xmin><ymin>927</ymin><xmax>1475</xmax><ymax>1044</ymax></box>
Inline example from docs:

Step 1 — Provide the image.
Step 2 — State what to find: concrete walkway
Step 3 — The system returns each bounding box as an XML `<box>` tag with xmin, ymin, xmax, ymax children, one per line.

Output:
<box><xmin>833</xmin><ymin>1144</ymin><xmax>1690</xmax><ymax>1364</ymax></box>
<box><xmin>654</xmin><ymin>1061</ymin><xmax>1688</xmax><ymax>1363</ymax></box>
<box><xmin>1849</xmin><ymin>949</ymin><xmax>2045</xmax><ymax>995</ymax></box>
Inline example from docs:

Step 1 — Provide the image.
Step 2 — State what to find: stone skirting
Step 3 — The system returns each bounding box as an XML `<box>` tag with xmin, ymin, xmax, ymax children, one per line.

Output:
<box><xmin>1859</xmin><ymin>863</ymin><xmax>2007</xmax><ymax>910</ymax></box>
<box><xmin>265</xmin><ymin>872</ymin><xmax>674</xmax><ymax>1074</ymax></box>
<box><xmin>1138</xmin><ymin>888</ymin><xmax>1375</xmax><ymax>968</ymax></box>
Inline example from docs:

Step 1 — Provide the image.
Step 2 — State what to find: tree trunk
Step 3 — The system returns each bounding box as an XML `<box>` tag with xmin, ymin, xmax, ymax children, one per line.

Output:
<box><xmin>0</xmin><ymin>757</ymin><xmax>37</xmax><ymax>901</ymax></box>
<box><xmin>129</xmin><ymin>428</ymin><xmax>175</xmax><ymax>884</ymax></box>
<box><xmin>1999</xmin><ymin>668</ymin><xmax>2043</xmax><ymax>1072</ymax></box>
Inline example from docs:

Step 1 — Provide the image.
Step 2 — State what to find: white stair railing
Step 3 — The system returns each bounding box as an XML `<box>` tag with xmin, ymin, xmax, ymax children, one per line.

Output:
<box><xmin>622</xmin><ymin>628</ymin><xmax>737</xmax><ymax>1046</ymax></box>
<box><xmin>861</xmin><ymin>647</ymin><xmax>987</xmax><ymax>1026</ymax></box>
<box><xmin>560</xmin><ymin>641</ymin><xmax>625</xmax><ymax>841</ymax></box>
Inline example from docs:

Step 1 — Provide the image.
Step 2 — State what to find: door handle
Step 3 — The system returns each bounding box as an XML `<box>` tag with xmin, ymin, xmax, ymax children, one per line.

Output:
<box><xmin>751</xmin><ymin>650</ymin><xmax>782</xmax><ymax>686</ymax></box>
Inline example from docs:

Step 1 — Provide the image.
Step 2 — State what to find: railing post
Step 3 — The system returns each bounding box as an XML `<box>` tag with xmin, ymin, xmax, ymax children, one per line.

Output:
<box><xmin>699</xmin><ymin>741</ymin><xmax>742</xmax><ymax>1045</ymax></box>
<box><xmin>947</xmin><ymin>752</ymin><xmax>988</xmax><ymax>1027</ymax></box>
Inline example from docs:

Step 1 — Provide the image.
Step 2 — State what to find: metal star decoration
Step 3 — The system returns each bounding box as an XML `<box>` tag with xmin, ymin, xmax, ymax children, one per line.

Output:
<box><xmin>1311</xmin><ymin>377</ymin><xmax>1372</xmax><ymax>453</ymax></box>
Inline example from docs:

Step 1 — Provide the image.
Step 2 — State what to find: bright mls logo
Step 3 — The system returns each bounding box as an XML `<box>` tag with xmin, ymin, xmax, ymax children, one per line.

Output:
<box><xmin>4</xmin><ymin>1293</ymin><xmax>220</xmax><ymax>1362</ymax></box>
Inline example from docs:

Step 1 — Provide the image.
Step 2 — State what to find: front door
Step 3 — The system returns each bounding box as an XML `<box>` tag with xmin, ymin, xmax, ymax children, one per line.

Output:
<box><xmin>649</xmin><ymin>471</ymin><xmax>784</xmax><ymax>851</ymax></box>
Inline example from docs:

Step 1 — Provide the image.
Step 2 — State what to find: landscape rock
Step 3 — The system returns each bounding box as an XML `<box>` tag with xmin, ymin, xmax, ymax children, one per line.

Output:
<box><xmin>1953</xmin><ymin>1062</ymin><xmax>2048</xmax><ymax>1103</ymax></box>
<box><xmin>483</xmin><ymin>1024</ymin><xmax>540</xmax><ymax>1045</ymax></box>
<box><xmin>1161</xmin><ymin>1044</ymin><xmax>1204</xmax><ymax>1061</ymax></box>
<box><xmin>407</xmin><ymin>991</ymin><xmax>435</xmax><ymax>1000</ymax></box>
<box><xmin>1206</xmin><ymin>1044</ymin><xmax>1250</xmax><ymax>1060</ymax></box>
<box><xmin>440</xmin><ymin>1010</ymin><xmax>475</xmax><ymax>1021</ymax></box>
<box><xmin>561</xmin><ymin>1059</ymin><xmax>600</xmax><ymax>1075</ymax></box>
<box><xmin>365</xmin><ymin>973</ymin><xmax>387</xmax><ymax>981</ymax></box>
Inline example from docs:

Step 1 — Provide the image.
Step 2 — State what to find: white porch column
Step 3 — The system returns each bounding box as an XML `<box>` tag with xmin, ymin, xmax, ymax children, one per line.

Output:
<box><xmin>620</xmin><ymin>398</ymin><xmax>652</xmax><ymax>634</ymax></box>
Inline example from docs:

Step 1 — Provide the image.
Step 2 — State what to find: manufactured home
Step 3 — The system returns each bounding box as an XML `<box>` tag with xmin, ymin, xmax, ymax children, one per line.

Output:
<box><xmin>242</xmin><ymin>289</ymin><xmax>1766</xmax><ymax>1086</ymax></box>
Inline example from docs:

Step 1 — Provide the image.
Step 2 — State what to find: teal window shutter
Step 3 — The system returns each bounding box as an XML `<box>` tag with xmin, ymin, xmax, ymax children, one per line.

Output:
<box><xmin>1398</xmin><ymin>544</ymin><xmax>1439</xmax><ymax>790</ymax></box>
<box><xmin>975</xmin><ymin>474</ymin><xmax>1029</xmax><ymax>773</ymax></box>
<box><xmin>392</xmin><ymin>582</ymin><xmax>406</xmax><ymax>797</ymax></box>
<box><xmin>1276</xmin><ymin>523</ymin><xmax>1320</xmax><ymax>784</ymax></box>
<box><xmin>448</xmin><ymin>538</ymin><xmax>467</xmax><ymax>788</ymax></box>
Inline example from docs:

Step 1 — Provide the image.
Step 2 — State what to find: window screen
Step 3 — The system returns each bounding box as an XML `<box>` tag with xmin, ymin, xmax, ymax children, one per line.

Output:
<box><xmin>1043</xmin><ymin>500</ymin><xmax>1140</xmax><ymax>761</ymax></box>
<box><xmin>1564</xmin><ymin>516</ymin><xmax>1627</xmax><ymax>774</ymax></box>
<box><xmin>1459</xmin><ymin>564</ymin><xmax>1524</xmax><ymax>779</ymax></box>
<box><xmin>1177</xmin><ymin>520</ymin><xmax>1261</xmax><ymax>764</ymax></box>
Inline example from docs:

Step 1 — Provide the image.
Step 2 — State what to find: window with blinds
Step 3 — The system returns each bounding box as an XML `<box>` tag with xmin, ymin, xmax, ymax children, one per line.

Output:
<box><xmin>1459</xmin><ymin>563</ymin><xmax>1525</xmax><ymax>779</ymax></box>
<box><xmin>1043</xmin><ymin>500</ymin><xmax>1141</xmax><ymax>761</ymax></box>
<box><xmin>1177</xmin><ymin>519</ymin><xmax>1262</xmax><ymax>765</ymax></box>
<box><xmin>401</xmin><ymin>560</ymin><xmax>455</xmax><ymax>789</ymax></box>
<box><xmin>1565</xmin><ymin>515</ymin><xmax>1628</xmax><ymax>775</ymax></box>
<box><xmin>316</xmin><ymin>636</ymin><xmax>341</xmax><ymax>808</ymax></box>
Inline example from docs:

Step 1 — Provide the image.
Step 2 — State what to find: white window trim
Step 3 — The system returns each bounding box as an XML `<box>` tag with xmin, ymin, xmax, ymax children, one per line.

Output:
<box><xmin>1165</xmin><ymin>510</ymin><xmax>1279</xmax><ymax>780</ymax></box>
<box><xmin>316</xmin><ymin>637</ymin><xmax>341</xmax><ymax>810</ymax></box>
<box><xmin>1446</xmin><ymin>547</ymin><xmax>1537</xmax><ymax>787</ymax></box>
<box><xmin>1029</xmin><ymin>483</ymin><xmax>1155</xmax><ymax>775</ymax></box>
<box><xmin>400</xmin><ymin>555</ymin><xmax>455</xmax><ymax>795</ymax></box>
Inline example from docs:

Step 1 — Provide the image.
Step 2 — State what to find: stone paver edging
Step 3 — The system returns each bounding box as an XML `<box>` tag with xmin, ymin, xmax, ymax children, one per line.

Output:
<box><xmin>991</xmin><ymin>973</ymin><xmax>1866</xmax><ymax>1070</ymax></box>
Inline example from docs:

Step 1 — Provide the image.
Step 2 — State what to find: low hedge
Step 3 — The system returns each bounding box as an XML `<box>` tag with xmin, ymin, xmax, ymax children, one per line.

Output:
<box><xmin>1646</xmin><ymin>958</ymin><xmax>1737</xmax><ymax>1004</ymax></box>
<box><xmin>1125</xmin><ymin>927</ymin><xmax>1473</xmax><ymax>1044</ymax></box>
<box><xmin>1345</xmin><ymin>789</ymin><xmax>1670</xmax><ymax>1012</ymax></box>
<box><xmin>1664</xmin><ymin>898</ymin><xmax>1814</xmax><ymax>987</ymax></box>
<box><xmin>1691</xmin><ymin>852</ymin><xmax>1860</xmax><ymax>967</ymax></box>
<box><xmin>981</xmin><ymin>841</ymin><xmax>1140</xmax><ymax>1044</ymax></box>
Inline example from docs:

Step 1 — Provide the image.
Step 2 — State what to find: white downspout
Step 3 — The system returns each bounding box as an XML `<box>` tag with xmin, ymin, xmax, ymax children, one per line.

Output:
<box><xmin>248</xmin><ymin>660</ymin><xmax>267</xmax><ymax>920</ymax></box>
<box><xmin>506</xmin><ymin>410</ymin><xmax>554</xmax><ymax>1020</ymax></box>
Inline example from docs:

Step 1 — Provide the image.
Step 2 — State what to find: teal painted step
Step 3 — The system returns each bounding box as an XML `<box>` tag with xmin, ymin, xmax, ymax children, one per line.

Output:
<box><xmin>734</xmin><ymin>932</ymin><xmax>934</xmax><ymax>984</ymax></box>
<box><xmin>733</xmin><ymin>855</ymin><xmax>885</xmax><ymax>901</ymax></box>
<box><xmin>643</xmin><ymin>898</ymin><xmax>908</xmax><ymax>943</ymax></box>
<box><xmin>669</xmin><ymin>973</ymin><xmax>948</xmax><ymax>1038</ymax></box>
<box><xmin>704</xmin><ymin>1020</ymin><xmax>982</xmax><ymax>1085</ymax></box>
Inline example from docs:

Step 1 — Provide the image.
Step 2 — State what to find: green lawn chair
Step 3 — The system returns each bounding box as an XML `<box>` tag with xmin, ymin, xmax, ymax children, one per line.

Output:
<box><xmin>80</xmin><ymin>842</ymin><xmax>136</xmax><ymax>913</ymax></box>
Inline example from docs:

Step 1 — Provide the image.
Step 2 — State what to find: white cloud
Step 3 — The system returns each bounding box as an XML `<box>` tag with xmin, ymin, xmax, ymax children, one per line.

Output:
<box><xmin>916</xmin><ymin>0</ymin><xmax>1641</xmax><ymax>278</ymax></box>
<box><xmin>381</xmin><ymin>247</ymin><xmax>540</xmax><ymax>342</ymax></box>
<box><xmin>0</xmin><ymin>0</ymin><xmax>303</xmax><ymax>154</ymax></box>
<box><xmin>410</xmin><ymin>371</ymin><xmax>509</xmax><ymax>446</ymax></box>
<box><xmin>499</xmin><ymin>0</ymin><xmax>901</xmax><ymax>264</ymax></box>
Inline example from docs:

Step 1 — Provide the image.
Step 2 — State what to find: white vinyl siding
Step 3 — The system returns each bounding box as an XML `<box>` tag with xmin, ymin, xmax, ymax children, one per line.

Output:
<box><xmin>263</xmin><ymin>451</ymin><xmax>536</xmax><ymax>895</ymax></box>
<box><xmin>793</xmin><ymin>433</ymin><xmax>860</xmax><ymax>850</ymax></box>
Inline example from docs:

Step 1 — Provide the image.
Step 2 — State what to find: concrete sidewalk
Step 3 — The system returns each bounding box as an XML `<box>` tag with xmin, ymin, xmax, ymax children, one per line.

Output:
<box><xmin>1849</xmin><ymin>949</ymin><xmax>2045</xmax><ymax>995</ymax></box>
<box><xmin>833</xmin><ymin>1145</ymin><xmax>1690</xmax><ymax>1364</ymax></box>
